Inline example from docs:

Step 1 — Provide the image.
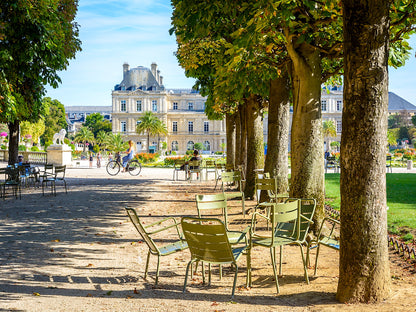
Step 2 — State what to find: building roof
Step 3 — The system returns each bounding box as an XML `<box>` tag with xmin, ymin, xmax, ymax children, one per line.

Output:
<box><xmin>66</xmin><ymin>106</ymin><xmax>112</xmax><ymax>113</ymax></box>
<box><xmin>388</xmin><ymin>92</ymin><xmax>416</xmax><ymax>111</ymax></box>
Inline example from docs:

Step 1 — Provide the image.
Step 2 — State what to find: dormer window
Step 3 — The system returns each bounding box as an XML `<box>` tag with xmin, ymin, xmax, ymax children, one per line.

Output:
<box><xmin>188</xmin><ymin>102</ymin><xmax>194</xmax><ymax>110</ymax></box>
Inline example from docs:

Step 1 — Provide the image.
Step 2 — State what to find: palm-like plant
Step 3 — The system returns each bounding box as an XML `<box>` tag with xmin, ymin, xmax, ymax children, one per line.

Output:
<box><xmin>96</xmin><ymin>130</ymin><xmax>109</xmax><ymax>150</ymax></box>
<box><xmin>75</xmin><ymin>127</ymin><xmax>95</xmax><ymax>152</ymax></box>
<box><xmin>106</xmin><ymin>133</ymin><xmax>128</xmax><ymax>153</ymax></box>
<box><xmin>136</xmin><ymin>111</ymin><xmax>167</xmax><ymax>153</ymax></box>
<box><xmin>323</xmin><ymin>120</ymin><xmax>337</xmax><ymax>150</ymax></box>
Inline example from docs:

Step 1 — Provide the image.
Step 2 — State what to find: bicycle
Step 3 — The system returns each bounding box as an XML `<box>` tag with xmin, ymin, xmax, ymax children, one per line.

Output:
<box><xmin>106</xmin><ymin>153</ymin><xmax>142</xmax><ymax>176</ymax></box>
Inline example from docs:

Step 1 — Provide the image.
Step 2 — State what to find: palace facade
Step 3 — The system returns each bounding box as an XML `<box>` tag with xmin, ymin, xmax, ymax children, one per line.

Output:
<box><xmin>111</xmin><ymin>63</ymin><xmax>226</xmax><ymax>154</ymax></box>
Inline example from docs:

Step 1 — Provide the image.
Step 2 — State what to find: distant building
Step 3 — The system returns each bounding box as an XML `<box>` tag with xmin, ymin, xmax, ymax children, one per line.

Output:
<box><xmin>111</xmin><ymin>63</ymin><xmax>226</xmax><ymax>154</ymax></box>
<box><xmin>65</xmin><ymin>106</ymin><xmax>112</xmax><ymax>134</ymax></box>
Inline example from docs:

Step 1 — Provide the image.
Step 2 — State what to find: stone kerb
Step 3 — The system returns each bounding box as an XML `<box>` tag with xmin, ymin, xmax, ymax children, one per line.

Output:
<box><xmin>47</xmin><ymin>144</ymin><xmax>72</xmax><ymax>166</ymax></box>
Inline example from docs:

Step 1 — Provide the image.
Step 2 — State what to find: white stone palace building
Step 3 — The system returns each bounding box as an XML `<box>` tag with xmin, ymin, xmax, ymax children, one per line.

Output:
<box><xmin>111</xmin><ymin>63</ymin><xmax>226</xmax><ymax>154</ymax></box>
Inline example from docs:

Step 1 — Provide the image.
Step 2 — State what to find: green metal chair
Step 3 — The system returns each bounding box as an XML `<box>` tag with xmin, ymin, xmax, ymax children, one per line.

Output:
<box><xmin>195</xmin><ymin>193</ymin><xmax>249</xmax><ymax>245</ymax></box>
<box><xmin>181</xmin><ymin>217</ymin><xmax>249</xmax><ymax>299</ymax></box>
<box><xmin>203</xmin><ymin>159</ymin><xmax>217</xmax><ymax>180</ymax></box>
<box><xmin>255</xmin><ymin>176</ymin><xmax>288</xmax><ymax>209</ymax></box>
<box><xmin>125</xmin><ymin>207</ymin><xmax>188</xmax><ymax>286</ymax></box>
<box><xmin>386</xmin><ymin>155</ymin><xmax>392</xmax><ymax>173</ymax></box>
<box><xmin>307</xmin><ymin>216</ymin><xmax>340</xmax><ymax>276</ymax></box>
<box><xmin>1</xmin><ymin>167</ymin><xmax>22</xmax><ymax>200</ymax></box>
<box><xmin>188</xmin><ymin>160</ymin><xmax>202</xmax><ymax>181</ymax></box>
<box><xmin>221</xmin><ymin>170</ymin><xmax>246</xmax><ymax>217</ymax></box>
<box><xmin>248</xmin><ymin>199</ymin><xmax>313</xmax><ymax>293</ymax></box>
<box><xmin>173</xmin><ymin>159</ymin><xmax>186</xmax><ymax>181</ymax></box>
<box><xmin>325</xmin><ymin>156</ymin><xmax>339</xmax><ymax>173</ymax></box>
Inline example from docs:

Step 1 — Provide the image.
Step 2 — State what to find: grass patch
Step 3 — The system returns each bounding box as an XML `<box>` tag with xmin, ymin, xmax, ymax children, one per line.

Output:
<box><xmin>324</xmin><ymin>173</ymin><xmax>416</xmax><ymax>230</ymax></box>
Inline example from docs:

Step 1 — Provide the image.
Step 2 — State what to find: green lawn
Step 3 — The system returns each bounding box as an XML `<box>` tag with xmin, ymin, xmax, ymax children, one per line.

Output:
<box><xmin>325</xmin><ymin>173</ymin><xmax>416</xmax><ymax>231</ymax></box>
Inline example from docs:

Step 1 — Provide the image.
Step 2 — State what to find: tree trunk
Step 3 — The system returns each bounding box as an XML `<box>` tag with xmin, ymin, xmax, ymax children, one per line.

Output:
<box><xmin>235</xmin><ymin>106</ymin><xmax>242</xmax><ymax>167</ymax></box>
<box><xmin>337</xmin><ymin>0</ymin><xmax>391</xmax><ymax>303</ymax></box>
<box><xmin>147</xmin><ymin>133</ymin><xmax>150</xmax><ymax>153</ymax></box>
<box><xmin>238</xmin><ymin>104</ymin><xmax>248</xmax><ymax>176</ymax></box>
<box><xmin>244</xmin><ymin>95</ymin><xmax>264</xmax><ymax>199</ymax></box>
<box><xmin>226</xmin><ymin>113</ymin><xmax>236</xmax><ymax>168</ymax></box>
<box><xmin>264</xmin><ymin>70</ymin><xmax>290</xmax><ymax>194</ymax></box>
<box><xmin>8</xmin><ymin>120</ymin><xmax>20</xmax><ymax>166</ymax></box>
<box><xmin>287</xmin><ymin>41</ymin><xmax>325</xmax><ymax>232</ymax></box>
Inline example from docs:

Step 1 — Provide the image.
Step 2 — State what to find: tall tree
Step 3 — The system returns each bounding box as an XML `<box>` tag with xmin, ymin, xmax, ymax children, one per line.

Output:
<box><xmin>0</xmin><ymin>0</ymin><xmax>81</xmax><ymax>164</ymax></box>
<box><xmin>41</xmin><ymin>97</ymin><xmax>67</xmax><ymax>145</ymax></box>
<box><xmin>136</xmin><ymin>111</ymin><xmax>167</xmax><ymax>153</ymax></box>
<box><xmin>84</xmin><ymin>112</ymin><xmax>112</xmax><ymax>137</ymax></box>
<box><xmin>74</xmin><ymin>126</ymin><xmax>94</xmax><ymax>152</ymax></box>
<box><xmin>337</xmin><ymin>0</ymin><xmax>391</xmax><ymax>303</ymax></box>
<box><xmin>323</xmin><ymin>120</ymin><xmax>337</xmax><ymax>151</ymax></box>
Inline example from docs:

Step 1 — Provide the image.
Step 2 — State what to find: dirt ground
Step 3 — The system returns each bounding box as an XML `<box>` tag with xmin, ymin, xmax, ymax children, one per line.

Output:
<box><xmin>0</xmin><ymin>166</ymin><xmax>415</xmax><ymax>312</ymax></box>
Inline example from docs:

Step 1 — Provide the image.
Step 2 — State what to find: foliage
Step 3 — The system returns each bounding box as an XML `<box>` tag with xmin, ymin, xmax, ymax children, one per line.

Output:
<box><xmin>136</xmin><ymin>111</ymin><xmax>167</xmax><ymax>153</ymax></box>
<box><xmin>18</xmin><ymin>145</ymin><xmax>26</xmax><ymax>151</ymax></box>
<box><xmin>0</xmin><ymin>0</ymin><xmax>81</xmax><ymax>160</ymax></box>
<box><xmin>20</xmin><ymin>119</ymin><xmax>45</xmax><ymax>145</ymax></box>
<box><xmin>163</xmin><ymin>156</ymin><xmax>187</xmax><ymax>166</ymax></box>
<box><xmin>30</xmin><ymin>146</ymin><xmax>40</xmax><ymax>152</ymax></box>
<box><xmin>105</xmin><ymin>133</ymin><xmax>128</xmax><ymax>153</ymax></box>
<box><xmin>84</xmin><ymin>113</ymin><xmax>112</xmax><ymax>137</ymax></box>
<box><xmin>193</xmin><ymin>142</ymin><xmax>204</xmax><ymax>151</ymax></box>
<box><xmin>136</xmin><ymin>152</ymin><xmax>159</xmax><ymax>163</ymax></box>
<box><xmin>330</xmin><ymin>141</ymin><xmax>340</xmax><ymax>149</ymax></box>
<box><xmin>74</xmin><ymin>126</ymin><xmax>94</xmax><ymax>152</ymax></box>
<box><xmin>40</xmin><ymin>97</ymin><xmax>67</xmax><ymax>145</ymax></box>
<box><xmin>323</xmin><ymin>120</ymin><xmax>337</xmax><ymax>140</ymax></box>
<box><xmin>93</xmin><ymin>145</ymin><xmax>100</xmax><ymax>153</ymax></box>
<box><xmin>388</xmin><ymin>128</ymin><xmax>400</xmax><ymax>146</ymax></box>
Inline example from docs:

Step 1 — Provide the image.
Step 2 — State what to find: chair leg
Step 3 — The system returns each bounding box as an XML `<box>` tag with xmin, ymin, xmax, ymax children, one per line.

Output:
<box><xmin>314</xmin><ymin>244</ymin><xmax>321</xmax><ymax>276</ymax></box>
<box><xmin>183</xmin><ymin>259</ymin><xmax>196</xmax><ymax>293</ymax></box>
<box><xmin>246</xmin><ymin>247</ymin><xmax>251</xmax><ymax>288</ymax></box>
<box><xmin>298</xmin><ymin>244</ymin><xmax>309</xmax><ymax>284</ymax></box>
<box><xmin>231</xmin><ymin>263</ymin><xmax>238</xmax><ymax>299</ymax></box>
<box><xmin>201</xmin><ymin>262</ymin><xmax>206</xmax><ymax>284</ymax></box>
<box><xmin>144</xmin><ymin>251</ymin><xmax>151</xmax><ymax>279</ymax></box>
<box><xmin>270</xmin><ymin>247</ymin><xmax>280</xmax><ymax>294</ymax></box>
<box><xmin>155</xmin><ymin>255</ymin><xmax>160</xmax><ymax>285</ymax></box>
<box><xmin>242</xmin><ymin>194</ymin><xmax>245</xmax><ymax>217</ymax></box>
<box><xmin>279</xmin><ymin>245</ymin><xmax>283</xmax><ymax>275</ymax></box>
<box><xmin>208</xmin><ymin>263</ymin><xmax>212</xmax><ymax>285</ymax></box>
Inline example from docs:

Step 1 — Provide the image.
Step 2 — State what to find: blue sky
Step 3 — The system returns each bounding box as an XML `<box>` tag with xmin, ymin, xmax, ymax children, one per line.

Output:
<box><xmin>45</xmin><ymin>0</ymin><xmax>416</xmax><ymax>107</ymax></box>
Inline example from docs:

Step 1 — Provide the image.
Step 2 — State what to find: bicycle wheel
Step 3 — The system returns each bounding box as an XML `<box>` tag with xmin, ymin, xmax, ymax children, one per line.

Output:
<box><xmin>106</xmin><ymin>160</ymin><xmax>120</xmax><ymax>176</ymax></box>
<box><xmin>128</xmin><ymin>159</ymin><xmax>142</xmax><ymax>176</ymax></box>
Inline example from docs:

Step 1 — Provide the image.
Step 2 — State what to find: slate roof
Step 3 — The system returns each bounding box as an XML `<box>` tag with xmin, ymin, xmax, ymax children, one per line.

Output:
<box><xmin>388</xmin><ymin>92</ymin><xmax>416</xmax><ymax>111</ymax></box>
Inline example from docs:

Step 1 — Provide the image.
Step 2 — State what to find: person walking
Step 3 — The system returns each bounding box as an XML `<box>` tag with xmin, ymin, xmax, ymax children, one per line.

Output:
<box><xmin>96</xmin><ymin>152</ymin><xmax>101</xmax><ymax>168</ymax></box>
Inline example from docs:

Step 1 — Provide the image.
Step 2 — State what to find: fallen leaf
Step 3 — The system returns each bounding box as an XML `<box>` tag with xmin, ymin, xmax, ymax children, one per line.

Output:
<box><xmin>51</xmin><ymin>239</ymin><xmax>60</xmax><ymax>242</ymax></box>
<box><xmin>33</xmin><ymin>292</ymin><xmax>40</xmax><ymax>296</ymax></box>
<box><xmin>211</xmin><ymin>301</ymin><xmax>219</xmax><ymax>306</ymax></box>
<box><xmin>50</xmin><ymin>248</ymin><xmax>54</xmax><ymax>252</ymax></box>
<box><xmin>86</xmin><ymin>293</ymin><xmax>93</xmax><ymax>297</ymax></box>
<box><xmin>133</xmin><ymin>288</ymin><xmax>139</xmax><ymax>294</ymax></box>
<box><xmin>106</xmin><ymin>291</ymin><xmax>112</xmax><ymax>296</ymax></box>
<box><xmin>87</xmin><ymin>264</ymin><xmax>94</xmax><ymax>267</ymax></box>
<box><xmin>126</xmin><ymin>295</ymin><xmax>133</xmax><ymax>299</ymax></box>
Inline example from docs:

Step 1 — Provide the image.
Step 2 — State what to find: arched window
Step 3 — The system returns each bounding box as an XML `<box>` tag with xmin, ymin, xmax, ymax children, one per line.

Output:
<box><xmin>204</xmin><ymin>140</ymin><xmax>210</xmax><ymax>151</ymax></box>
<box><xmin>187</xmin><ymin>141</ymin><xmax>194</xmax><ymax>150</ymax></box>
<box><xmin>171</xmin><ymin>141</ymin><xmax>178</xmax><ymax>151</ymax></box>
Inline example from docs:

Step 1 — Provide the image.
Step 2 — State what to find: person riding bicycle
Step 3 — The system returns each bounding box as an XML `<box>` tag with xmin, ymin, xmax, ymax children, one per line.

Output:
<box><xmin>122</xmin><ymin>140</ymin><xmax>135</xmax><ymax>172</ymax></box>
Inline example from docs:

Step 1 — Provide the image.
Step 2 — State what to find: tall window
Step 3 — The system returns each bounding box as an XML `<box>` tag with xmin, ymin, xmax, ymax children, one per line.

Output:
<box><xmin>121</xmin><ymin>100</ymin><xmax>126</xmax><ymax>112</ymax></box>
<box><xmin>121</xmin><ymin>121</ymin><xmax>126</xmax><ymax>133</ymax></box>
<box><xmin>337</xmin><ymin>120</ymin><xmax>342</xmax><ymax>133</ymax></box>
<box><xmin>152</xmin><ymin>100</ymin><xmax>157</xmax><ymax>112</ymax></box>
<box><xmin>204</xmin><ymin>140</ymin><xmax>210</xmax><ymax>151</ymax></box>
<box><xmin>172</xmin><ymin>141</ymin><xmax>178</xmax><ymax>151</ymax></box>
<box><xmin>172</xmin><ymin>121</ymin><xmax>178</xmax><ymax>133</ymax></box>
<box><xmin>321</xmin><ymin>100</ymin><xmax>327</xmax><ymax>111</ymax></box>
<box><xmin>187</xmin><ymin>141</ymin><xmax>194</xmax><ymax>150</ymax></box>
<box><xmin>136</xmin><ymin>100</ymin><xmax>142</xmax><ymax>112</ymax></box>
<box><xmin>204</xmin><ymin>121</ymin><xmax>209</xmax><ymax>133</ymax></box>
<box><xmin>188</xmin><ymin>121</ymin><xmax>193</xmax><ymax>133</ymax></box>
<box><xmin>173</xmin><ymin>102</ymin><xmax>178</xmax><ymax>110</ymax></box>
<box><xmin>336</xmin><ymin>100</ymin><xmax>342</xmax><ymax>111</ymax></box>
<box><xmin>188</xmin><ymin>102</ymin><xmax>193</xmax><ymax>110</ymax></box>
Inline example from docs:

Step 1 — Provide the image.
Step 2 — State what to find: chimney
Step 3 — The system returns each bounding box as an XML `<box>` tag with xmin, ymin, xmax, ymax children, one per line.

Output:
<box><xmin>151</xmin><ymin>62</ymin><xmax>157</xmax><ymax>79</ymax></box>
<box><xmin>123</xmin><ymin>62</ymin><xmax>129</xmax><ymax>78</ymax></box>
<box><xmin>159</xmin><ymin>76</ymin><xmax>163</xmax><ymax>85</ymax></box>
<box><xmin>157</xmin><ymin>70</ymin><xmax>161</xmax><ymax>85</ymax></box>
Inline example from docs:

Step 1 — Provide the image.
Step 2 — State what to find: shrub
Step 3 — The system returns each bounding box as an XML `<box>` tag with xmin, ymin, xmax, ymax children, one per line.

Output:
<box><xmin>93</xmin><ymin>145</ymin><xmax>100</xmax><ymax>153</ymax></box>
<box><xmin>18</xmin><ymin>145</ymin><xmax>27</xmax><ymax>151</ymax></box>
<box><xmin>30</xmin><ymin>146</ymin><xmax>40</xmax><ymax>152</ymax></box>
<box><xmin>401</xmin><ymin>233</ymin><xmax>414</xmax><ymax>243</ymax></box>
<box><xmin>136</xmin><ymin>152</ymin><xmax>159</xmax><ymax>163</ymax></box>
<box><xmin>1</xmin><ymin>145</ymin><xmax>6</xmax><ymax>150</ymax></box>
<box><xmin>394</xmin><ymin>152</ymin><xmax>403</xmax><ymax>158</ymax></box>
<box><xmin>214</xmin><ymin>151</ymin><xmax>223</xmax><ymax>155</ymax></box>
<box><xmin>186</xmin><ymin>150</ymin><xmax>193</xmax><ymax>155</ymax></box>
<box><xmin>164</xmin><ymin>156</ymin><xmax>185</xmax><ymax>166</ymax></box>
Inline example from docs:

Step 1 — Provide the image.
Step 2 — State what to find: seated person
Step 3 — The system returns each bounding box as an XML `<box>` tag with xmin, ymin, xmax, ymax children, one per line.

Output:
<box><xmin>183</xmin><ymin>150</ymin><xmax>201</xmax><ymax>179</ymax></box>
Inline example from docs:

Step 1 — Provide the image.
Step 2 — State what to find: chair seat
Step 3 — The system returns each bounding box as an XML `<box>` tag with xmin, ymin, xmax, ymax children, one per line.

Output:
<box><xmin>227</xmin><ymin>229</ymin><xmax>248</xmax><ymax>244</ymax></box>
<box><xmin>319</xmin><ymin>237</ymin><xmax>339</xmax><ymax>250</ymax></box>
<box><xmin>252</xmin><ymin>235</ymin><xmax>297</xmax><ymax>247</ymax></box>
<box><xmin>224</xmin><ymin>191</ymin><xmax>243</xmax><ymax>199</ymax></box>
<box><xmin>158</xmin><ymin>240</ymin><xmax>188</xmax><ymax>256</ymax></box>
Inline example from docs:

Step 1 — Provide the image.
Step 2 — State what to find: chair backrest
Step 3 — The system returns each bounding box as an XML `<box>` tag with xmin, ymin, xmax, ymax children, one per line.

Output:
<box><xmin>174</xmin><ymin>159</ymin><xmax>186</xmax><ymax>167</ymax></box>
<box><xmin>221</xmin><ymin>171</ymin><xmax>243</xmax><ymax>192</ymax></box>
<box><xmin>181</xmin><ymin>217</ymin><xmax>234</xmax><ymax>264</ymax></box>
<box><xmin>270</xmin><ymin>200</ymin><xmax>301</xmax><ymax>243</ymax></box>
<box><xmin>6</xmin><ymin>167</ymin><xmax>20</xmax><ymax>182</ymax></box>
<box><xmin>195</xmin><ymin>193</ymin><xmax>229</xmax><ymax>228</ymax></box>
<box><xmin>125</xmin><ymin>208</ymin><xmax>159</xmax><ymax>255</ymax></box>
<box><xmin>204</xmin><ymin>160</ymin><xmax>216</xmax><ymax>168</ymax></box>
<box><xmin>54</xmin><ymin>165</ymin><xmax>66</xmax><ymax>179</ymax></box>
<box><xmin>285</xmin><ymin>198</ymin><xmax>316</xmax><ymax>243</ymax></box>
<box><xmin>188</xmin><ymin>160</ymin><xmax>201</xmax><ymax>170</ymax></box>
<box><xmin>43</xmin><ymin>164</ymin><xmax>54</xmax><ymax>174</ymax></box>
<box><xmin>255</xmin><ymin>177</ymin><xmax>277</xmax><ymax>203</ymax></box>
